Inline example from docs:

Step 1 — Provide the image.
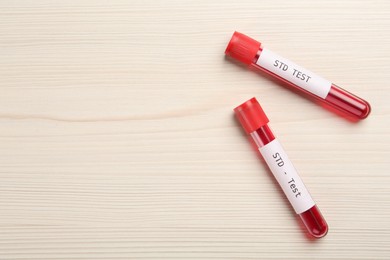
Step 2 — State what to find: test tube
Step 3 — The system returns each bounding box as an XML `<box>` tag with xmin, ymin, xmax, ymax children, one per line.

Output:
<box><xmin>234</xmin><ymin>97</ymin><xmax>328</xmax><ymax>238</ymax></box>
<box><xmin>226</xmin><ymin>32</ymin><xmax>371</xmax><ymax>120</ymax></box>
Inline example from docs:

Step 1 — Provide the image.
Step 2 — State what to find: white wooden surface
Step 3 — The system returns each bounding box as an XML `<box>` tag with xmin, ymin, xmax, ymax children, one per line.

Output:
<box><xmin>1</xmin><ymin>0</ymin><xmax>389</xmax><ymax>259</ymax></box>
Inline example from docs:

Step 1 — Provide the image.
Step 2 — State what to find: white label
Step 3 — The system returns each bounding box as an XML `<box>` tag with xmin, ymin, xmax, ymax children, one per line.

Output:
<box><xmin>256</xmin><ymin>48</ymin><xmax>332</xmax><ymax>99</ymax></box>
<box><xmin>259</xmin><ymin>139</ymin><xmax>315</xmax><ymax>214</ymax></box>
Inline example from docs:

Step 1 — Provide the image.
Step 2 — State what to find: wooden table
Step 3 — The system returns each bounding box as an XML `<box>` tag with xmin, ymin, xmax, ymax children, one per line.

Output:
<box><xmin>1</xmin><ymin>1</ymin><xmax>389</xmax><ymax>259</ymax></box>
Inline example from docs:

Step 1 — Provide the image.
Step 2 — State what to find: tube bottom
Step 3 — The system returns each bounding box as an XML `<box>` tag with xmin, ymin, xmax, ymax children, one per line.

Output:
<box><xmin>325</xmin><ymin>84</ymin><xmax>371</xmax><ymax>120</ymax></box>
<box><xmin>299</xmin><ymin>205</ymin><xmax>328</xmax><ymax>238</ymax></box>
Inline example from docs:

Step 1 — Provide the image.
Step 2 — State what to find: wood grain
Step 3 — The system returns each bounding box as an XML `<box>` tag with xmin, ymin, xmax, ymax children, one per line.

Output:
<box><xmin>1</xmin><ymin>0</ymin><xmax>389</xmax><ymax>259</ymax></box>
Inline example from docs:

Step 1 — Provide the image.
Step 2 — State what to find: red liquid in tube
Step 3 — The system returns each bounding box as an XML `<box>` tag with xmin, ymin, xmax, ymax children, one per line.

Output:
<box><xmin>234</xmin><ymin>97</ymin><xmax>328</xmax><ymax>238</ymax></box>
<box><xmin>226</xmin><ymin>32</ymin><xmax>371</xmax><ymax>120</ymax></box>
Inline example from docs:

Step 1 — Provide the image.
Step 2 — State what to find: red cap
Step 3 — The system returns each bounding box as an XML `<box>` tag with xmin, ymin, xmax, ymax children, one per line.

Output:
<box><xmin>225</xmin><ymin>31</ymin><xmax>261</xmax><ymax>65</ymax></box>
<box><xmin>234</xmin><ymin>97</ymin><xmax>269</xmax><ymax>134</ymax></box>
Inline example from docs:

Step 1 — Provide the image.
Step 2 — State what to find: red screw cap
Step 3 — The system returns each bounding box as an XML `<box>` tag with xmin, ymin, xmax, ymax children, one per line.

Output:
<box><xmin>234</xmin><ymin>97</ymin><xmax>269</xmax><ymax>134</ymax></box>
<box><xmin>225</xmin><ymin>31</ymin><xmax>261</xmax><ymax>65</ymax></box>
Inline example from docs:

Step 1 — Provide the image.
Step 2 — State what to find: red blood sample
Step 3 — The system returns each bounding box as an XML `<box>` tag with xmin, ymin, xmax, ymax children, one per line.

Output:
<box><xmin>226</xmin><ymin>31</ymin><xmax>371</xmax><ymax>120</ymax></box>
<box><xmin>234</xmin><ymin>97</ymin><xmax>328</xmax><ymax>238</ymax></box>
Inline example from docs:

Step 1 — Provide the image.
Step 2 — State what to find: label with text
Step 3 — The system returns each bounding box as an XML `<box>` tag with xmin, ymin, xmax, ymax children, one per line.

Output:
<box><xmin>259</xmin><ymin>139</ymin><xmax>315</xmax><ymax>214</ymax></box>
<box><xmin>256</xmin><ymin>48</ymin><xmax>332</xmax><ymax>99</ymax></box>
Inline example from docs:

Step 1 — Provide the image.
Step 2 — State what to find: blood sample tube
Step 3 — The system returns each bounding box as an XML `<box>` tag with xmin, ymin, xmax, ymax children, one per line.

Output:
<box><xmin>234</xmin><ymin>97</ymin><xmax>328</xmax><ymax>238</ymax></box>
<box><xmin>226</xmin><ymin>32</ymin><xmax>371</xmax><ymax>120</ymax></box>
